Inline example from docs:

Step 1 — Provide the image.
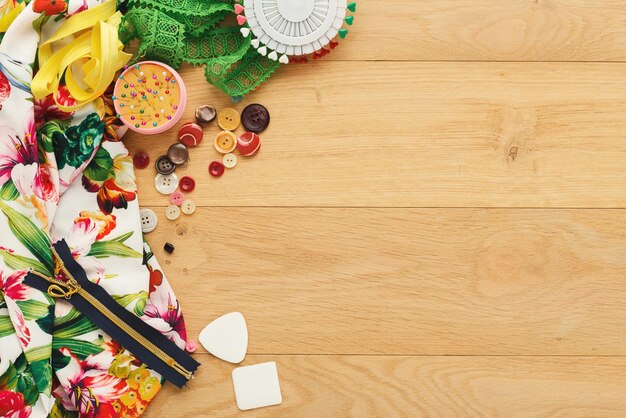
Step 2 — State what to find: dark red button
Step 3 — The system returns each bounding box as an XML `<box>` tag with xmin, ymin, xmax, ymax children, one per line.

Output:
<box><xmin>178</xmin><ymin>122</ymin><xmax>203</xmax><ymax>147</ymax></box>
<box><xmin>237</xmin><ymin>132</ymin><xmax>261</xmax><ymax>157</ymax></box>
<box><xmin>133</xmin><ymin>152</ymin><xmax>150</xmax><ymax>169</ymax></box>
<box><xmin>179</xmin><ymin>176</ymin><xmax>196</xmax><ymax>192</ymax></box>
<box><xmin>209</xmin><ymin>161</ymin><xmax>225</xmax><ymax>177</ymax></box>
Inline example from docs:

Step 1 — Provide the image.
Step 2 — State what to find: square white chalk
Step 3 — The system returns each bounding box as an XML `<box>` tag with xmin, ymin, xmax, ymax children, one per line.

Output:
<box><xmin>232</xmin><ymin>362</ymin><xmax>282</xmax><ymax>411</ymax></box>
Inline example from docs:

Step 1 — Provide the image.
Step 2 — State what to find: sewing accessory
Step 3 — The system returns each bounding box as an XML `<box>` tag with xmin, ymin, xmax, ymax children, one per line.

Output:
<box><xmin>236</xmin><ymin>0</ymin><xmax>356</xmax><ymax>64</ymax></box>
<box><xmin>232</xmin><ymin>362</ymin><xmax>282</xmax><ymax>411</ymax></box>
<box><xmin>166</xmin><ymin>205</ymin><xmax>181</xmax><ymax>221</ymax></box>
<box><xmin>196</xmin><ymin>105</ymin><xmax>217</xmax><ymax>124</ymax></box>
<box><xmin>167</xmin><ymin>143</ymin><xmax>190</xmax><ymax>165</ymax></box>
<box><xmin>133</xmin><ymin>151</ymin><xmax>150</xmax><ymax>169</ymax></box>
<box><xmin>169</xmin><ymin>191</ymin><xmax>185</xmax><ymax>206</ymax></box>
<box><xmin>181</xmin><ymin>200</ymin><xmax>196</xmax><ymax>215</ymax></box>
<box><xmin>214</xmin><ymin>131</ymin><xmax>238</xmax><ymax>154</ymax></box>
<box><xmin>164</xmin><ymin>242</ymin><xmax>176</xmax><ymax>254</ymax></box>
<box><xmin>209</xmin><ymin>161</ymin><xmax>226</xmax><ymax>177</ymax></box>
<box><xmin>113</xmin><ymin>61</ymin><xmax>187</xmax><ymax>134</ymax></box>
<box><xmin>155</xmin><ymin>173</ymin><xmax>179</xmax><ymax>195</ymax></box>
<box><xmin>155</xmin><ymin>155</ymin><xmax>176</xmax><ymax>175</ymax></box>
<box><xmin>199</xmin><ymin>312</ymin><xmax>248</xmax><ymax>364</ymax></box>
<box><xmin>223</xmin><ymin>153</ymin><xmax>238</xmax><ymax>169</ymax></box>
<box><xmin>186</xmin><ymin>341</ymin><xmax>198</xmax><ymax>353</ymax></box>
<box><xmin>237</xmin><ymin>132</ymin><xmax>262</xmax><ymax>157</ymax></box>
<box><xmin>178</xmin><ymin>122</ymin><xmax>204</xmax><ymax>147</ymax></box>
<box><xmin>140</xmin><ymin>208</ymin><xmax>158</xmax><ymax>233</ymax></box>
<box><xmin>179</xmin><ymin>176</ymin><xmax>196</xmax><ymax>193</ymax></box>
<box><xmin>241</xmin><ymin>103</ymin><xmax>270</xmax><ymax>133</ymax></box>
<box><xmin>218</xmin><ymin>107</ymin><xmax>241</xmax><ymax>131</ymax></box>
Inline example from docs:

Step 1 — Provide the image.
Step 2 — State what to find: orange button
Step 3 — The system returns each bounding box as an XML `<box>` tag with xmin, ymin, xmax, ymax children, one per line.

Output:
<box><xmin>214</xmin><ymin>131</ymin><xmax>237</xmax><ymax>153</ymax></box>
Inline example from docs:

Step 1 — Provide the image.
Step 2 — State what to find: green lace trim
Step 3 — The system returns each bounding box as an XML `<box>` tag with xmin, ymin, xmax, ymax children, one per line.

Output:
<box><xmin>119</xmin><ymin>0</ymin><xmax>280</xmax><ymax>97</ymax></box>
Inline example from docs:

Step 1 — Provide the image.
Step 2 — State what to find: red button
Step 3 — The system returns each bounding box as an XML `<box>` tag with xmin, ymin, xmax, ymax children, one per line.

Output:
<box><xmin>178</xmin><ymin>122</ymin><xmax>204</xmax><ymax>147</ymax></box>
<box><xmin>209</xmin><ymin>161</ymin><xmax>225</xmax><ymax>177</ymax></box>
<box><xmin>237</xmin><ymin>132</ymin><xmax>261</xmax><ymax>157</ymax></box>
<box><xmin>179</xmin><ymin>176</ymin><xmax>196</xmax><ymax>192</ymax></box>
<box><xmin>133</xmin><ymin>152</ymin><xmax>150</xmax><ymax>169</ymax></box>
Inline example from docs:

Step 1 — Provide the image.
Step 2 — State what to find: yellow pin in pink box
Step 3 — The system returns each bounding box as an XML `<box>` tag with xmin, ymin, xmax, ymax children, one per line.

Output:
<box><xmin>113</xmin><ymin>61</ymin><xmax>187</xmax><ymax>134</ymax></box>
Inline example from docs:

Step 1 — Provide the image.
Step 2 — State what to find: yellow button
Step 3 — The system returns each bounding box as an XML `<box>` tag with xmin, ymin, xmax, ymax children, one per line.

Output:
<box><xmin>217</xmin><ymin>107</ymin><xmax>240</xmax><ymax>131</ymax></box>
<box><xmin>214</xmin><ymin>131</ymin><xmax>237</xmax><ymax>154</ymax></box>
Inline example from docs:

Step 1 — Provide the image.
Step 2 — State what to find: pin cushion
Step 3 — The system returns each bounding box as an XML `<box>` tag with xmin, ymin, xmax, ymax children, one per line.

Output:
<box><xmin>113</xmin><ymin>61</ymin><xmax>187</xmax><ymax>134</ymax></box>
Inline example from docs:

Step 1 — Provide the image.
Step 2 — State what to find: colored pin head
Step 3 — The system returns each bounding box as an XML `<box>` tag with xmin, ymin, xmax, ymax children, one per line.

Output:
<box><xmin>113</xmin><ymin>61</ymin><xmax>187</xmax><ymax>135</ymax></box>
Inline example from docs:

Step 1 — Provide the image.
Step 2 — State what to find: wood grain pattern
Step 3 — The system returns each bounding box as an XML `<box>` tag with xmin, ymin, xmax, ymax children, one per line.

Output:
<box><xmin>338</xmin><ymin>1</ymin><xmax>626</xmax><ymax>62</ymax></box>
<box><xmin>134</xmin><ymin>1</ymin><xmax>626</xmax><ymax>415</ymax></box>
<box><xmin>148</xmin><ymin>355</ymin><xmax>626</xmax><ymax>418</ymax></box>
<box><xmin>126</xmin><ymin>62</ymin><xmax>626</xmax><ymax>208</ymax></box>
<box><xmin>144</xmin><ymin>208</ymin><xmax>626</xmax><ymax>355</ymax></box>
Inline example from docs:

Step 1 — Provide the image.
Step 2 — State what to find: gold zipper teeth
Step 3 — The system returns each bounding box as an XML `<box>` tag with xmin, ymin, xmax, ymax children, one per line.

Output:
<box><xmin>32</xmin><ymin>248</ymin><xmax>193</xmax><ymax>380</ymax></box>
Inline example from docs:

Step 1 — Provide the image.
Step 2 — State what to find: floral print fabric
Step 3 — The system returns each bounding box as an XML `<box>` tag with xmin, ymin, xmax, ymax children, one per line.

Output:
<box><xmin>0</xmin><ymin>1</ymin><xmax>191</xmax><ymax>417</ymax></box>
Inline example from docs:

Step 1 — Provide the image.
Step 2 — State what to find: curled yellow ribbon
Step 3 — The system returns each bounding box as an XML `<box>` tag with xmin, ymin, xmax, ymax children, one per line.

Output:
<box><xmin>31</xmin><ymin>1</ymin><xmax>131</xmax><ymax>111</ymax></box>
<box><xmin>0</xmin><ymin>1</ymin><xmax>25</xmax><ymax>33</ymax></box>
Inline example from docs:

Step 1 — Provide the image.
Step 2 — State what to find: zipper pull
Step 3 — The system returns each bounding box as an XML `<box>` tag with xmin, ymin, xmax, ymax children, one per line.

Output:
<box><xmin>47</xmin><ymin>277</ymin><xmax>81</xmax><ymax>299</ymax></box>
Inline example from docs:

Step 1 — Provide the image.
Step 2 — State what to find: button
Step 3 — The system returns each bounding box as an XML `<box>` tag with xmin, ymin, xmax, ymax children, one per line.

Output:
<box><xmin>140</xmin><ymin>208</ymin><xmax>158</xmax><ymax>233</ymax></box>
<box><xmin>223</xmin><ymin>153</ymin><xmax>237</xmax><ymax>168</ymax></box>
<box><xmin>179</xmin><ymin>176</ymin><xmax>196</xmax><ymax>193</ymax></box>
<box><xmin>214</xmin><ymin>131</ymin><xmax>237</xmax><ymax>154</ymax></box>
<box><xmin>155</xmin><ymin>173</ymin><xmax>179</xmax><ymax>195</ymax></box>
<box><xmin>209</xmin><ymin>161</ymin><xmax>225</xmax><ymax>177</ymax></box>
<box><xmin>181</xmin><ymin>199</ymin><xmax>196</xmax><ymax>215</ymax></box>
<box><xmin>133</xmin><ymin>152</ymin><xmax>150</xmax><ymax>169</ymax></box>
<box><xmin>164</xmin><ymin>242</ymin><xmax>175</xmax><ymax>254</ymax></box>
<box><xmin>237</xmin><ymin>132</ymin><xmax>262</xmax><ymax>157</ymax></box>
<box><xmin>241</xmin><ymin>103</ymin><xmax>270</xmax><ymax>133</ymax></box>
<box><xmin>217</xmin><ymin>107</ymin><xmax>240</xmax><ymax>131</ymax></box>
<box><xmin>169</xmin><ymin>191</ymin><xmax>185</xmax><ymax>206</ymax></box>
<box><xmin>178</xmin><ymin>122</ymin><xmax>204</xmax><ymax>147</ymax></box>
<box><xmin>165</xmin><ymin>205</ymin><xmax>180</xmax><ymax>220</ymax></box>
<box><xmin>155</xmin><ymin>155</ymin><xmax>176</xmax><ymax>175</ymax></box>
<box><xmin>195</xmin><ymin>105</ymin><xmax>217</xmax><ymax>124</ymax></box>
<box><xmin>167</xmin><ymin>143</ymin><xmax>189</xmax><ymax>165</ymax></box>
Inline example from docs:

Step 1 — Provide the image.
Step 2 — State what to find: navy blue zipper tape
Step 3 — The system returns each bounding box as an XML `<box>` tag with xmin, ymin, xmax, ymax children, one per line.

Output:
<box><xmin>24</xmin><ymin>239</ymin><xmax>200</xmax><ymax>388</ymax></box>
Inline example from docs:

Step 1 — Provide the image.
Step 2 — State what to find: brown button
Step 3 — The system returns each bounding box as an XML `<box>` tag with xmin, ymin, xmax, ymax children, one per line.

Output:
<box><xmin>241</xmin><ymin>103</ymin><xmax>270</xmax><ymax>133</ymax></box>
<box><xmin>195</xmin><ymin>105</ymin><xmax>217</xmax><ymax>124</ymax></box>
<box><xmin>155</xmin><ymin>155</ymin><xmax>176</xmax><ymax>175</ymax></box>
<box><xmin>167</xmin><ymin>143</ymin><xmax>189</xmax><ymax>165</ymax></box>
<box><xmin>217</xmin><ymin>107</ymin><xmax>240</xmax><ymax>131</ymax></box>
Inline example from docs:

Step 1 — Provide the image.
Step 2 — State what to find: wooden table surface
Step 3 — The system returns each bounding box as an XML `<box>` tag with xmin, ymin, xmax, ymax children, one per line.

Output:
<box><xmin>127</xmin><ymin>1</ymin><xmax>626</xmax><ymax>416</ymax></box>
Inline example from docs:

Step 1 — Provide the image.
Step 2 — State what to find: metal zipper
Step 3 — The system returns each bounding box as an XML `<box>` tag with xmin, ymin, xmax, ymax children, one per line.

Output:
<box><xmin>25</xmin><ymin>242</ymin><xmax>198</xmax><ymax>385</ymax></box>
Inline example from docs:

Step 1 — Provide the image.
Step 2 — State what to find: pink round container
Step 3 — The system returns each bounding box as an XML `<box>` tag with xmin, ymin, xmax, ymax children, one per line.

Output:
<box><xmin>113</xmin><ymin>61</ymin><xmax>187</xmax><ymax>135</ymax></box>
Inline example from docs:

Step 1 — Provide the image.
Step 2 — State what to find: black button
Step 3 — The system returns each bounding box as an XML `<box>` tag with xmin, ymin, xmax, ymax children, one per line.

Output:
<box><xmin>164</xmin><ymin>242</ymin><xmax>175</xmax><ymax>254</ymax></box>
<box><xmin>241</xmin><ymin>103</ymin><xmax>270</xmax><ymax>133</ymax></box>
<box><xmin>155</xmin><ymin>155</ymin><xmax>176</xmax><ymax>175</ymax></box>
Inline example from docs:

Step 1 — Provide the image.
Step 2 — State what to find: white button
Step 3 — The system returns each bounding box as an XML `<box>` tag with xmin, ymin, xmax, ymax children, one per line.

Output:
<box><xmin>181</xmin><ymin>199</ymin><xmax>196</xmax><ymax>215</ymax></box>
<box><xmin>223</xmin><ymin>153</ymin><xmax>238</xmax><ymax>168</ymax></box>
<box><xmin>155</xmin><ymin>173</ymin><xmax>179</xmax><ymax>195</ymax></box>
<box><xmin>140</xmin><ymin>208</ymin><xmax>158</xmax><ymax>233</ymax></box>
<box><xmin>165</xmin><ymin>205</ymin><xmax>180</xmax><ymax>220</ymax></box>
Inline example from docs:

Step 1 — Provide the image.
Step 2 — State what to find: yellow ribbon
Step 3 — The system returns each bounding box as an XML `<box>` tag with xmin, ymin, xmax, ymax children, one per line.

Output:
<box><xmin>31</xmin><ymin>1</ymin><xmax>131</xmax><ymax>111</ymax></box>
<box><xmin>0</xmin><ymin>1</ymin><xmax>25</xmax><ymax>33</ymax></box>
